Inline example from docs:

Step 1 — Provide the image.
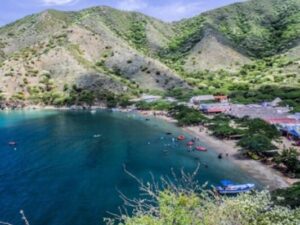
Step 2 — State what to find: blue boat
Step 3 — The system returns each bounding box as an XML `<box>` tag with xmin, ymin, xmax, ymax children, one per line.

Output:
<box><xmin>216</xmin><ymin>180</ymin><xmax>255</xmax><ymax>194</ymax></box>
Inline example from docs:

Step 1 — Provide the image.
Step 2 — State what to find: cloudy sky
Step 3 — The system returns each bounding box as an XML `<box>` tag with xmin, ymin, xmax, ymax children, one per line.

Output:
<box><xmin>0</xmin><ymin>0</ymin><xmax>243</xmax><ymax>26</ymax></box>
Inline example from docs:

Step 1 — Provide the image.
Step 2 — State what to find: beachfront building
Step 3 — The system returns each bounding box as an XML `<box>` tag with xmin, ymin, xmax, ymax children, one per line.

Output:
<box><xmin>214</xmin><ymin>95</ymin><xmax>229</xmax><ymax>103</ymax></box>
<box><xmin>226</xmin><ymin>104</ymin><xmax>291</xmax><ymax>120</ymax></box>
<box><xmin>165</xmin><ymin>97</ymin><xmax>177</xmax><ymax>103</ymax></box>
<box><xmin>200</xmin><ymin>103</ymin><xmax>231</xmax><ymax>114</ymax></box>
<box><xmin>280</xmin><ymin>124</ymin><xmax>300</xmax><ymax>141</ymax></box>
<box><xmin>265</xmin><ymin>117</ymin><xmax>300</xmax><ymax>140</ymax></box>
<box><xmin>190</xmin><ymin>95</ymin><xmax>228</xmax><ymax>106</ymax></box>
<box><xmin>261</xmin><ymin>97</ymin><xmax>282</xmax><ymax>107</ymax></box>
<box><xmin>190</xmin><ymin>95</ymin><xmax>215</xmax><ymax>105</ymax></box>
<box><xmin>289</xmin><ymin>126</ymin><xmax>300</xmax><ymax>140</ymax></box>
<box><xmin>131</xmin><ymin>94</ymin><xmax>162</xmax><ymax>103</ymax></box>
<box><xmin>289</xmin><ymin>113</ymin><xmax>300</xmax><ymax>121</ymax></box>
<box><xmin>265</xmin><ymin>118</ymin><xmax>299</xmax><ymax>126</ymax></box>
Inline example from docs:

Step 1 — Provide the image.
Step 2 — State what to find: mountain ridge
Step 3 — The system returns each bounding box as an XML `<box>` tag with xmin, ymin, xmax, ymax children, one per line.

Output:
<box><xmin>0</xmin><ymin>0</ymin><xmax>299</xmax><ymax>106</ymax></box>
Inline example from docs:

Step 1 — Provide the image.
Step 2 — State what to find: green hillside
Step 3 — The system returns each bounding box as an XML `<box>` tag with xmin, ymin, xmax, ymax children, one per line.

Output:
<box><xmin>162</xmin><ymin>0</ymin><xmax>300</xmax><ymax>59</ymax></box>
<box><xmin>0</xmin><ymin>0</ymin><xmax>299</xmax><ymax>107</ymax></box>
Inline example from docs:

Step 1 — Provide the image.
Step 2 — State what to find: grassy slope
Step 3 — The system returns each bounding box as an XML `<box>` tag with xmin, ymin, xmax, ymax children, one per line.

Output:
<box><xmin>165</xmin><ymin>0</ymin><xmax>300</xmax><ymax>59</ymax></box>
<box><xmin>0</xmin><ymin>7</ymin><xmax>188</xmax><ymax>103</ymax></box>
<box><xmin>205</xmin><ymin>0</ymin><xmax>300</xmax><ymax>57</ymax></box>
<box><xmin>0</xmin><ymin>0</ymin><xmax>300</xmax><ymax>105</ymax></box>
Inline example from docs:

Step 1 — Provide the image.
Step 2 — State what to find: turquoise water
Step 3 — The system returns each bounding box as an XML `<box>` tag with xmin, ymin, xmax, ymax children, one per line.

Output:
<box><xmin>0</xmin><ymin>110</ymin><xmax>260</xmax><ymax>224</ymax></box>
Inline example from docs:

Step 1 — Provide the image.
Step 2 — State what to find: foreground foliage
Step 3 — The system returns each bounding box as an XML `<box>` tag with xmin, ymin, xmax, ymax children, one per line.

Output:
<box><xmin>273</xmin><ymin>182</ymin><xmax>300</xmax><ymax>209</ymax></box>
<box><xmin>106</xmin><ymin>174</ymin><xmax>300</xmax><ymax>225</ymax></box>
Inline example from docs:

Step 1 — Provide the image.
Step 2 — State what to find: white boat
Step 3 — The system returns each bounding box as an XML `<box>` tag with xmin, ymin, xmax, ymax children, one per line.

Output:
<box><xmin>216</xmin><ymin>180</ymin><xmax>255</xmax><ymax>194</ymax></box>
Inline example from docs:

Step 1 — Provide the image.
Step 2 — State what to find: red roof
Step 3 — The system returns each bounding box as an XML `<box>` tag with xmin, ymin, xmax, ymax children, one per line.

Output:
<box><xmin>206</xmin><ymin>107</ymin><xmax>227</xmax><ymax>113</ymax></box>
<box><xmin>214</xmin><ymin>96</ymin><xmax>228</xmax><ymax>101</ymax></box>
<box><xmin>265</xmin><ymin>118</ymin><xmax>300</xmax><ymax>125</ymax></box>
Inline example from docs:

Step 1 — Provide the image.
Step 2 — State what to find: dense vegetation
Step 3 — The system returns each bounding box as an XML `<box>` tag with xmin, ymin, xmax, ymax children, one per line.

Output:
<box><xmin>165</xmin><ymin>105</ymin><xmax>284</xmax><ymax>161</ymax></box>
<box><xmin>1</xmin><ymin>0</ymin><xmax>300</xmax><ymax>107</ymax></box>
<box><xmin>168</xmin><ymin>105</ymin><xmax>207</xmax><ymax>126</ymax></box>
<box><xmin>273</xmin><ymin>182</ymin><xmax>300</xmax><ymax>209</ymax></box>
<box><xmin>274</xmin><ymin>148</ymin><xmax>300</xmax><ymax>177</ymax></box>
<box><xmin>106</xmin><ymin>174</ymin><xmax>300</xmax><ymax>225</ymax></box>
<box><xmin>206</xmin><ymin>0</ymin><xmax>300</xmax><ymax>57</ymax></box>
<box><xmin>162</xmin><ymin>106</ymin><xmax>298</xmax><ymax>174</ymax></box>
<box><xmin>159</xmin><ymin>16</ymin><xmax>205</xmax><ymax>62</ymax></box>
<box><xmin>207</xmin><ymin>115</ymin><xmax>281</xmax><ymax>155</ymax></box>
<box><xmin>165</xmin><ymin>55</ymin><xmax>300</xmax><ymax>111</ymax></box>
<box><xmin>135</xmin><ymin>100</ymin><xmax>173</xmax><ymax>111</ymax></box>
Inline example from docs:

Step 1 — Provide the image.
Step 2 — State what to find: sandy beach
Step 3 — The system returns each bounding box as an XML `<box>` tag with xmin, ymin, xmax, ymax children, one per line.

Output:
<box><xmin>141</xmin><ymin>110</ymin><xmax>298</xmax><ymax>190</ymax></box>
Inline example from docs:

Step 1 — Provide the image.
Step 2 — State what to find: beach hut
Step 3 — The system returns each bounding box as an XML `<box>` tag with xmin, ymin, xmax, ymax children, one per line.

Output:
<box><xmin>190</xmin><ymin>95</ymin><xmax>214</xmax><ymax>105</ymax></box>
<box><xmin>265</xmin><ymin>118</ymin><xmax>299</xmax><ymax>126</ymax></box>
<box><xmin>214</xmin><ymin>95</ymin><xmax>228</xmax><ymax>103</ymax></box>
<box><xmin>200</xmin><ymin>103</ymin><xmax>231</xmax><ymax>114</ymax></box>
<box><xmin>288</xmin><ymin>126</ymin><xmax>300</xmax><ymax>139</ymax></box>
<box><xmin>131</xmin><ymin>94</ymin><xmax>162</xmax><ymax>103</ymax></box>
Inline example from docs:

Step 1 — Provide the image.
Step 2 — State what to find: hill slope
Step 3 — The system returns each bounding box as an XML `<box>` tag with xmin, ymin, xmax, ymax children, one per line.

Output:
<box><xmin>0</xmin><ymin>0</ymin><xmax>299</xmax><ymax>106</ymax></box>
<box><xmin>0</xmin><ymin>8</ymin><xmax>187</xmax><ymax>105</ymax></box>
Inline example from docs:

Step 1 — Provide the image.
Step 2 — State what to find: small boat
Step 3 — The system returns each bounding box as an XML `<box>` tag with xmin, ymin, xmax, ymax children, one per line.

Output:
<box><xmin>177</xmin><ymin>135</ymin><xmax>185</xmax><ymax>141</ymax></box>
<box><xmin>196</xmin><ymin>146</ymin><xmax>207</xmax><ymax>152</ymax></box>
<box><xmin>90</xmin><ymin>110</ymin><xmax>97</xmax><ymax>114</ymax></box>
<box><xmin>8</xmin><ymin>141</ymin><xmax>17</xmax><ymax>146</ymax></box>
<box><xmin>93</xmin><ymin>134</ymin><xmax>101</xmax><ymax>138</ymax></box>
<box><xmin>187</xmin><ymin>141</ymin><xmax>194</xmax><ymax>146</ymax></box>
<box><xmin>166</xmin><ymin>132</ymin><xmax>172</xmax><ymax>135</ymax></box>
<box><xmin>216</xmin><ymin>180</ymin><xmax>255</xmax><ymax>195</ymax></box>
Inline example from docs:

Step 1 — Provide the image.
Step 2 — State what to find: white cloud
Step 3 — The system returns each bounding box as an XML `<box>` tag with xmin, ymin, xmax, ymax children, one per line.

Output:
<box><xmin>145</xmin><ymin>1</ymin><xmax>205</xmax><ymax>21</ymax></box>
<box><xmin>114</xmin><ymin>0</ymin><xmax>203</xmax><ymax>21</ymax></box>
<box><xmin>41</xmin><ymin>0</ymin><xmax>78</xmax><ymax>6</ymax></box>
<box><xmin>116</xmin><ymin>0</ymin><xmax>148</xmax><ymax>11</ymax></box>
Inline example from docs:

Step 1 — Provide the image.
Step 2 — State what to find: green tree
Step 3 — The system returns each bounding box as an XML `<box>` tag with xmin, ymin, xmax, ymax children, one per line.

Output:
<box><xmin>275</xmin><ymin>148</ymin><xmax>300</xmax><ymax>173</ymax></box>
<box><xmin>106</xmin><ymin>94</ymin><xmax>118</xmax><ymax>108</ymax></box>
<box><xmin>211</xmin><ymin>123</ymin><xmax>242</xmax><ymax>139</ymax></box>
<box><xmin>273</xmin><ymin>182</ymin><xmax>300</xmax><ymax>209</ymax></box>
<box><xmin>78</xmin><ymin>90</ymin><xmax>95</xmax><ymax>106</ymax></box>
<box><xmin>245</xmin><ymin>118</ymin><xmax>281</xmax><ymax>140</ymax></box>
<box><xmin>238</xmin><ymin>134</ymin><xmax>276</xmax><ymax>155</ymax></box>
<box><xmin>169</xmin><ymin>105</ymin><xmax>207</xmax><ymax>126</ymax></box>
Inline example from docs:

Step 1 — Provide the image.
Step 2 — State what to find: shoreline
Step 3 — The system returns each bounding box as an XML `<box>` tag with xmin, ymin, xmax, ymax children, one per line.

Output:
<box><xmin>1</xmin><ymin>106</ymin><xmax>298</xmax><ymax>190</ymax></box>
<box><xmin>140</xmin><ymin>110</ymin><xmax>298</xmax><ymax>190</ymax></box>
<box><xmin>183</xmin><ymin>126</ymin><xmax>294</xmax><ymax>190</ymax></box>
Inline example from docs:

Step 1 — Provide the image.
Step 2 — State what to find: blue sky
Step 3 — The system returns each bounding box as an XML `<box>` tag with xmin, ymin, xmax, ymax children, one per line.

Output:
<box><xmin>0</xmin><ymin>0</ymin><xmax>243</xmax><ymax>26</ymax></box>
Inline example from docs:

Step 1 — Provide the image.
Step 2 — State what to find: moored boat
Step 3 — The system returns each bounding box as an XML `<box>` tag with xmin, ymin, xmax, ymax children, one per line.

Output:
<box><xmin>187</xmin><ymin>141</ymin><xmax>194</xmax><ymax>146</ymax></box>
<box><xmin>216</xmin><ymin>180</ymin><xmax>255</xmax><ymax>194</ymax></box>
<box><xmin>8</xmin><ymin>141</ymin><xmax>17</xmax><ymax>146</ymax></box>
<box><xmin>195</xmin><ymin>146</ymin><xmax>207</xmax><ymax>152</ymax></box>
<box><xmin>177</xmin><ymin>135</ymin><xmax>185</xmax><ymax>141</ymax></box>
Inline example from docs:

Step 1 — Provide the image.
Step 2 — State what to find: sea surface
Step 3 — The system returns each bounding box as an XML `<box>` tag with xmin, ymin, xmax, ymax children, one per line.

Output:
<box><xmin>0</xmin><ymin>110</ymin><xmax>260</xmax><ymax>225</ymax></box>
